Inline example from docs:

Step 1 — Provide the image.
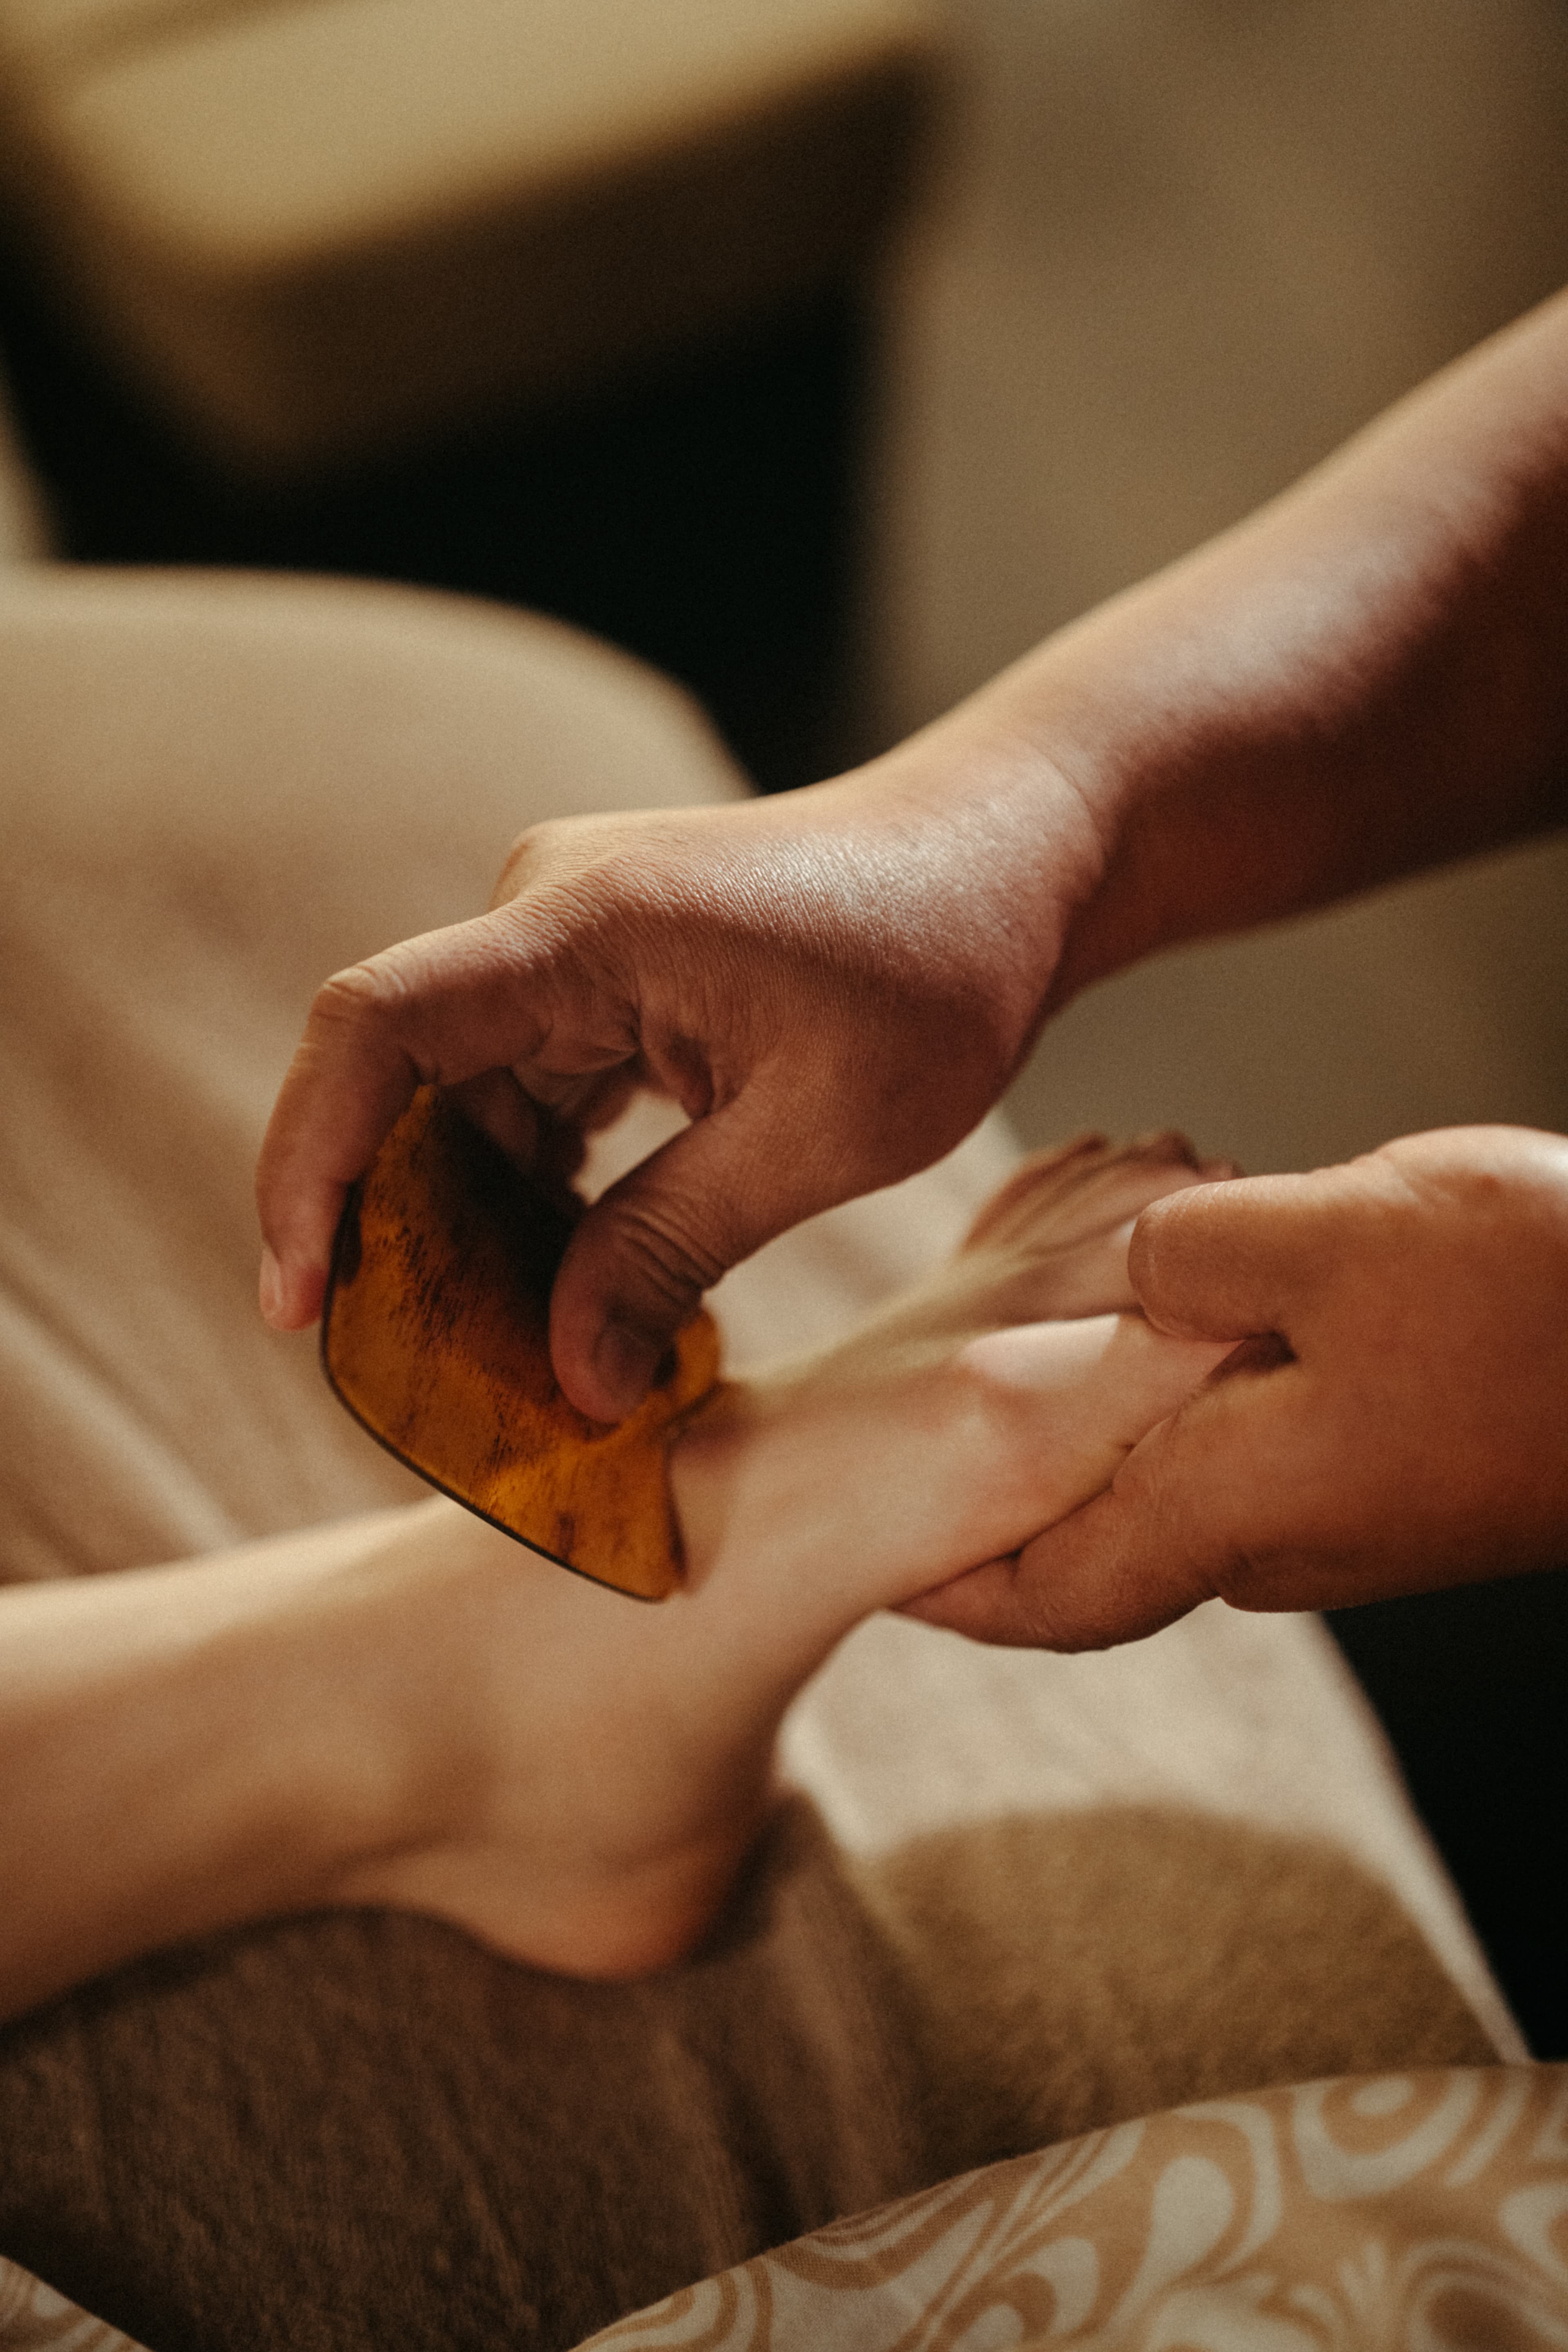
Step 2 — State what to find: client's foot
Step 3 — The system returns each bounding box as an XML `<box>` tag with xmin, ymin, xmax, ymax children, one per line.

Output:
<box><xmin>348</xmin><ymin>1134</ymin><xmax>1237</xmax><ymax>1980</ymax></box>
<box><xmin>958</xmin><ymin>1128</ymin><xmax>1239</xmax><ymax>1314</ymax></box>
<box><xmin>334</xmin><ymin>1497</ymin><xmax>780</xmax><ymax>1981</ymax></box>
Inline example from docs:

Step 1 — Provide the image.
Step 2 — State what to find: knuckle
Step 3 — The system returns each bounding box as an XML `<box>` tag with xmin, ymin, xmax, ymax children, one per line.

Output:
<box><xmin>1007</xmin><ymin>1524</ymin><xmax>1115</xmax><ymax>1652</ymax></box>
<box><xmin>601</xmin><ymin>1201</ymin><xmax>728</xmax><ymax>1312</ymax></box>
<box><xmin>1207</xmin><ymin>1542</ymin><xmax>1277</xmax><ymax>1611</ymax></box>
<box><xmin>491</xmin><ymin>815</ymin><xmax>581</xmax><ymax>908</ymax></box>
<box><xmin>312</xmin><ymin>953</ymin><xmax>414</xmax><ymax>1036</ymax></box>
<box><xmin>307</xmin><ymin>943</ymin><xmax>450</xmax><ymax>1085</ymax></box>
<box><xmin>1015</xmin><ymin>1581</ymin><xmax>1100</xmax><ymax>1652</ymax></box>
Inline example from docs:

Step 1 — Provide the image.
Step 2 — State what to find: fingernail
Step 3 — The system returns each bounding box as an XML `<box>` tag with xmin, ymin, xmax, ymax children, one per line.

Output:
<box><xmin>259</xmin><ymin>1247</ymin><xmax>286</xmax><ymax>1326</ymax></box>
<box><xmin>592</xmin><ymin>1320</ymin><xmax>660</xmax><ymax>1418</ymax></box>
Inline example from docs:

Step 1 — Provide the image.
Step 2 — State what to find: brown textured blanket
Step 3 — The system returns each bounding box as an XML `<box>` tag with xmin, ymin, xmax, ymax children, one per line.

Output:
<box><xmin>0</xmin><ymin>1800</ymin><xmax>1490</xmax><ymax>2352</ymax></box>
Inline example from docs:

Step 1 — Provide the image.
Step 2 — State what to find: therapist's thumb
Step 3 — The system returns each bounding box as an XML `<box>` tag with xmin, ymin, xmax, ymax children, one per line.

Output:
<box><xmin>547</xmin><ymin>1091</ymin><xmax>843</xmax><ymax>1421</ymax></box>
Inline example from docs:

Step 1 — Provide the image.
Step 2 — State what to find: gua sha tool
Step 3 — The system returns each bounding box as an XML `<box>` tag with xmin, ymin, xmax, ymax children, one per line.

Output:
<box><xmin>321</xmin><ymin>1087</ymin><xmax>720</xmax><ymax>1599</ymax></box>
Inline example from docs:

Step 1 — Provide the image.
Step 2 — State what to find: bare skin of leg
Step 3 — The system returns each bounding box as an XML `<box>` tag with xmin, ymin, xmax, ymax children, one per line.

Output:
<box><xmin>0</xmin><ymin>1136</ymin><xmax>1234</xmax><ymax>2020</ymax></box>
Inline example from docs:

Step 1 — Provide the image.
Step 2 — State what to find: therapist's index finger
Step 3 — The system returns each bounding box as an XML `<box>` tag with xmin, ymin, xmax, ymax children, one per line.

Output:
<box><xmin>254</xmin><ymin>912</ymin><xmax>571</xmax><ymax>1327</ymax></box>
<box><xmin>255</xmin><ymin>1020</ymin><xmax>422</xmax><ymax>1329</ymax></box>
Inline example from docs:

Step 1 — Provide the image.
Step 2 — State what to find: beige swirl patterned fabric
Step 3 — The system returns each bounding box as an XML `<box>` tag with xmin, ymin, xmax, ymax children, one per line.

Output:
<box><xmin>584</xmin><ymin>2064</ymin><xmax>1568</xmax><ymax>2350</ymax></box>
<box><xmin>0</xmin><ymin>2257</ymin><xmax>148</xmax><ymax>2350</ymax></box>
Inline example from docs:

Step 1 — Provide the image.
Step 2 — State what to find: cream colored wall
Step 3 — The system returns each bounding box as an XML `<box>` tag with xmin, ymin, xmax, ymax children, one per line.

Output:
<box><xmin>870</xmin><ymin>0</ymin><xmax>1568</xmax><ymax>1170</ymax></box>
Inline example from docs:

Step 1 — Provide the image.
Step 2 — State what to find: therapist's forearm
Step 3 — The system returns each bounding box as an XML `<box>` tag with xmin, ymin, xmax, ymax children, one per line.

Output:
<box><xmin>878</xmin><ymin>281</ymin><xmax>1568</xmax><ymax>1023</ymax></box>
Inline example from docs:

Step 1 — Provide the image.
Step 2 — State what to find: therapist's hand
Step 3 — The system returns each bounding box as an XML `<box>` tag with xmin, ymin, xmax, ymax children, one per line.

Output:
<box><xmin>907</xmin><ymin>1125</ymin><xmax>1568</xmax><ymax>1646</ymax></box>
<box><xmin>256</xmin><ymin>749</ymin><xmax>1100</xmax><ymax>1421</ymax></box>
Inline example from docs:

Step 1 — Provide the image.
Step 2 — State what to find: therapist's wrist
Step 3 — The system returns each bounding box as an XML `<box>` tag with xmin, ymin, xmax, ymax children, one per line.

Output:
<box><xmin>812</xmin><ymin>691</ymin><xmax>1118</xmax><ymax>1060</ymax></box>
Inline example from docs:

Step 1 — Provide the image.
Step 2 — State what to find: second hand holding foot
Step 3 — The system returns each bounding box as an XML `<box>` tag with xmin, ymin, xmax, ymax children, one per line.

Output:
<box><xmin>910</xmin><ymin>1125</ymin><xmax>1568</xmax><ymax>1650</ymax></box>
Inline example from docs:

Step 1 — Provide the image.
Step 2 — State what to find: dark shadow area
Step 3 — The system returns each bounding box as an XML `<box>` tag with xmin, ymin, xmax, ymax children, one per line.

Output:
<box><xmin>1330</xmin><ymin>1566</ymin><xmax>1568</xmax><ymax>2060</ymax></box>
<box><xmin>0</xmin><ymin>260</ymin><xmax>867</xmax><ymax>795</ymax></box>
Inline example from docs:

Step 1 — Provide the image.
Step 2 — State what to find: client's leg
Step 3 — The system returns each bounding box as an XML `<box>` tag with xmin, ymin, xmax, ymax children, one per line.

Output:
<box><xmin>0</xmin><ymin>1133</ymin><xmax>1229</xmax><ymax>2018</ymax></box>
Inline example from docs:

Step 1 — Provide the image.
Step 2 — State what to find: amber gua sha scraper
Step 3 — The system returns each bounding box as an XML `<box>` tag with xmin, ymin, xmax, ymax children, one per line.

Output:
<box><xmin>321</xmin><ymin>1086</ymin><xmax>720</xmax><ymax>1599</ymax></box>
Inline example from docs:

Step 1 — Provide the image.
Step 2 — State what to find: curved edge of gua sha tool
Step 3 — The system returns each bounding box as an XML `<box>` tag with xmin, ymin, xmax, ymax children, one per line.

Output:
<box><xmin>321</xmin><ymin>1086</ymin><xmax>720</xmax><ymax>1599</ymax></box>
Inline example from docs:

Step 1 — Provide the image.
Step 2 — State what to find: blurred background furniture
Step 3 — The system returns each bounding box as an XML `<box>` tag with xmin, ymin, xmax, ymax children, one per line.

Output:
<box><xmin>0</xmin><ymin>0</ymin><xmax>930</xmax><ymax>472</ymax></box>
<box><xmin>0</xmin><ymin>0</ymin><xmax>1564</xmax><ymax>2049</ymax></box>
<box><xmin>0</xmin><ymin>0</ymin><xmax>937</xmax><ymax>786</ymax></box>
